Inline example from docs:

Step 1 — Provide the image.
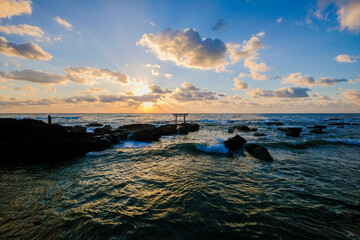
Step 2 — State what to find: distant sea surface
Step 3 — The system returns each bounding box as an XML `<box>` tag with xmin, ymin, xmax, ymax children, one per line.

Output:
<box><xmin>0</xmin><ymin>113</ymin><xmax>359</xmax><ymax>239</ymax></box>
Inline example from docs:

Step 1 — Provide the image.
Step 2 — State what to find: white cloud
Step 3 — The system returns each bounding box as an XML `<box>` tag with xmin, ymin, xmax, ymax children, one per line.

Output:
<box><xmin>164</xmin><ymin>73</ymin><xmax>173</xmax><ymax>79</ymax></box>
<box><xmin>54</xmin><ymin>16</ymin><xmax>73</xmax><ymax>31</ymax></box>
<box><xmin>234</xmin><ymin>78</ymin><xmax>249</xmax><ymax>90</ymax></box>
<box><xmin>0</xmin><ymin>69</ymin><xmax>66</xmax><ymax>85</ymax></box>
<box><xmin>0</xmin><ymin>36</ymin><xmax>52</xmax><ymax>60</ymax></box>
<box><xmin>149</xmin><ymin>21</ymin><xmax>155</xmax><ymax>26</ymax></box>
<box><xmin>0</xmin><ymin>24</ymin><xmax>43</xmax><ymax>37</ymax></box>
<box><xmin>277</xmin><ymin>18</ymin><xmax>283</xmax><ymax>23</ymax></box>
<box><xmin>334</xmin><ymin>54</ymin><xmax>357</xmax><ymax>63</ymax></box>
<box><xmin>249</xmin><ymin>87</ymin><xmax>311</xmax><ymax>98</ymax></box>
<box><xmin>12</xmin><ymin>85</ymin><xmax>38</xmax><ymax>91</ymax></box>
<box><xmin>0</xmin><ymin>0</ymin><xmax>32</xmax><ymax>19</ymax></box>
<box><xmin>341</xmin><ymin>89</ymin><xmax>360</xmax><ymax>102</ymax></box>
<box><xmin>283</xmin><ymin>72</ymin><xmax>348</xmax><ymax>86</ymax></box>
<box><xmin>138</xmin><ymin>28</ymin><xmax>228</xmax><ymax>72</ymax></box>
<box><xmin>337</xmin><ymin>0</ymin><xmax>360</xmax><ymax>33</ymax></box>
<box><xmin>171</xmin><ymin>82</ymin><xmax>219</xmax><ymax>102</ymax></box>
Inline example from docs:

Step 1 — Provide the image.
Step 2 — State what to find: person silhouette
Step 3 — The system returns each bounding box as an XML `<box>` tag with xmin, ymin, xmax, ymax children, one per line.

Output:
<box><xmin>48</xmin><ymin>115</ymin><xmax>52</xmax><ymax>125</ymax></box>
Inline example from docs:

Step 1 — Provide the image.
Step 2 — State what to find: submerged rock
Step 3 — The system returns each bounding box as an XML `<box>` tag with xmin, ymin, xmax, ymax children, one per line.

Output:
<box><xmin>224</xmin><ymin>135</ymin><xmax>247</xmax><ymax>150</ymax></box>
<box><xmin>308</xmin><ymin>125</ymin><xmax>327</xmax><ymax>129</ymax></box>
<box><xmin>266</xmin><ymin>122</ymin><xmax>284</xmax><ymax>126</ymax></box>
<box><xmin>245</xmin><ymin>143</ymin><xmax>273</xmax><ymax>162</ymax></box>
<box><xmin>309</xmin><ymin>128</ymin><xmax>327</xmax><ymax>134</ymax></box>
<box><xmin>228</xmin><ymin>124</ymin><xmax>257</xmax><ymax>133</ymax></box>
<box><xmin>285</xmin><ymin>128</ymin><xmax>302</xmax><ymax>137</ymax></box>
<box><xmin>86</xmin><ymin>122</ymin><xmax>103</xmax><ymax>127</ymax></box>
<box><xmin>94</xmin><ymin>125</ymin><xmax>112</xmax><ymax>134</ymax></box>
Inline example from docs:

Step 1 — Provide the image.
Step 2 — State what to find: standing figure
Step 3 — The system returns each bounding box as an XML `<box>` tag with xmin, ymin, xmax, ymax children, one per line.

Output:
<box><xmin>48</xmin><ymin>115</ymin><xmax>52</xmax><ymax>125</ymax></box>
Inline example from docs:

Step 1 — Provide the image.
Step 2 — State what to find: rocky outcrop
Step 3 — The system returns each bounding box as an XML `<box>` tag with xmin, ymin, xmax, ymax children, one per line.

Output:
<box><xmin>0</xmin><ymin>118</ymin><xmax>111</xmax><ymax>165</ymax></box>
<box><xmin>285</xmin><ymin>128</ymin><xmax>302</xmax><ymax>137</ymax></box>
<box><xmin>228</xmin><ymin>124</ymin><xmax>257</xmax><ymax>133</ymax></box>
<box><xmin>224</xmin><ymin>135</ymin><xmax>247</xmax><ymax>150</ymax></box>
<box><xmin>245</xmin><ymin>143</ymin><xmax>273</xmax><ymax>162</ymax></box>
<box><xmin>177</xmin><ymin>123</ymin><xmax>200</xmax><ymax>135</ymax></box>
<box><xmin>328</xmin><ymin>122</ymin><xmax>350</xmax><ymax>126</ymax></box>
<box><xmin>64</xmin><ymin>125</ymin><xmax>86</xmax><ymax>133</ymax></box>
<box><xmin>266</xmin><ymin>122</ymin><xmax>283</xmax><ymax>126</ymax></box>
<box><xmin>156</xmin><ymin>124</ymin><xmax>177</xmax><ymax>136</ymax></box>
<box><xmin>86</xmin><ymin>122</ymin><xmax>103</xmax><ymax>127</ymax></box>
<box><xmin>94</xmin><ymin>125</ymin><xmax>112</xmax><ymax>134</ymax></box>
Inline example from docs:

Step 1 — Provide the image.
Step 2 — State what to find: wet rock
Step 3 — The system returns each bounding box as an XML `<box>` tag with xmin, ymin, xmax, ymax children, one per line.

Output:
<box><xmin>328</xmin><ymin>122</ymin><xmax>350</xmax><ymax>126</ymax></box>
<box><xmin>329</xmin><ymin>118</ymin><xmax>340</xmax><ymax>120</ymax></box>
<box><xmin>266</xmin><ymin>122</ymin><xmax>284</xmax><ymax>126</ymax></box>
<box><xmin>86</xmin><ymin>122</ymin><xmax>103</xmax><ymax>127</ymax></box>
<box><xmin>64</xmin><ymin>125</ymin><xmax>86</xmax><ymax>133</ymax></box>
<box><xmin>117</xmin><ymin>124</ymin><xmax>156</xmax><ymax>132</ymax></box>
<box><xmin>224</xmin><ymin>135</ymin><xmax>247</xmax><ymax>151</ymax></box>
<box><xmin>286</xmin><ymin>128</ymin><xmax>302</xmax><ymax>137</ymax></box>
<box><xmin>228</xmin><ymin>124</ymin><xmax>257</xmax><ymax>133</ymax></box>
<box><xmin>245</xmin><ymin>143</ymin><xmax>273</xmax><ymax>162</ymax></box>
<box><xmin>277</xmin><ymin>127</ymin><xmax>288</xmax><ymax>132</ymax></box>
<box><xmin>177</xmin><ymin>123</ymin><xmax>200</xmax><ymax>135</ymax></box>
<box><xmin>94</xmin><ymin>125</ymin><xmax>112</xmax><ymax>134</ymax></box>
<box><xmin>128</xmin><ymin>129</ymin><xmax>161</xmax><ymax>142</ymax></box>
<box><xmin>156</xmin><ymin>124</ymin><xmax>177</xmax><ymax>136</ymax></box>
<box><xmin>352</xmin><ymin>123</ymin><xmax>360</xmax><ymax>125</ymax></box>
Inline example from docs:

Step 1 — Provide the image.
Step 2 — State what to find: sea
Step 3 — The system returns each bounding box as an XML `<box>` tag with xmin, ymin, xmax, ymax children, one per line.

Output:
<box><xmin>0</xmin><ymin>113</ymin><xmax>359</xmax><ymax>240</ymax></box>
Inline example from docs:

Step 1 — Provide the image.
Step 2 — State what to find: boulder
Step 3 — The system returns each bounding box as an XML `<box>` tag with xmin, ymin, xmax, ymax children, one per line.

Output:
<box><xmin>309</xmin><ymin>125</ymin><xmax>327</xmax><ymax>129</ymax></box>
<box><xmin>86</xmin><ymin>122</ymin><xmax>103</xmax><ymax>127</ymax></box>
<box><xmin>245</xmin><ymin>143</ymin><xmax>273</xmax><ymax>162</ymax></box>
<box><xmin>94</xmin><ymin>125</ymin><xmax>112</xmax><ymax>134</ymax></box>
<box><xmin>352</xmin><ymin>123</ymin><xmax>360</xmax><ymax>125</ymax></box>
<box><xmin>128</xmin><ymin>129</ymin><xmax>161</xmax><ymax>142</ymax></box>
<box><xmin>285</xmin><ymin>127</ymin><xmax>302</xmax><ymax>137</ymax></box>
<box><xmin>156</xmin><ymin>124</ymin><xmax>177</xmax><ymax>136</ymax></box>
<box><xmin>228</xmin><ymin>124</ymin><xmax>257</xmax><ymax>133</ymax></box>
<box><xmin>266</xmin><ymin>122</ymin><xmax>284</xmax><ymax>126</ymax></box>
<box><xmin>177</xmin><ymin>123</ymin><xmax>200</xmax><ymax>135</ymax></box>
<box><xmin>224</xmin><ymin>135</ymin><xmax>247</xmax><ymax>151</ymax></box>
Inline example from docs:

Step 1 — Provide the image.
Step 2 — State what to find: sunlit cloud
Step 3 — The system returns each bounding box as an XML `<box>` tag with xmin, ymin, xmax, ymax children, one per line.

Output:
<box><xmin>234</xmin><ymin>78</ymin><xmax>249</xmax><ymax>90</ymax></box>
<box><xmin>0</xmin><ymin>36</ymin><xmax>52</xmax><ymax>60</ymax></box>
<box><xmin>249</xmin><ymin>87</ymin><xmax>311</xmax><ymax>98</ymax></box>
<box><xmin>138</xmin><ymin>28</ymin><xmax>228</xmax><ymax>72</ymax></box>
<box><xmin>54</xmin><ymin>16</ymin><xmax>73</xmax><ymax>31</ymax></box>
<box><xmin>341</xmin><ymin>89</ymin><xmax>360</xmax><ymax>102</ymax></box>
<box><xmin>0</xmin><ymin>24</ymin><xmax>43</xmax><ymax>37</ymax></box>
<box><xmin>12</xmin><ymin>85</ymin><xmax>39</xmax><ymax>91</ymax></box>
<box><xmin>149</xmin><ymin>84</ymin><xmax>172</xmax><ymax>94</ymax></box>
<box><xmin>282</xmin><ymin>72</ymin><xmax>348</xmax><ymax>87</ymax></box>
<box><xmin>334</xmin><ymin>54</ymin><xmax>358</xmax><ymax>63</ymax></box>
<box><xmin>277</xmin><ymin>17</ymin><xmax>283</xmax><ymax>23</ymax></box>
<box><xmin>0</xmin><ymin>0</ymin><xmax>32</xmax><ymax>20</ymax></box>
<box><xmin>0</xmin><ymin>69</ymin><xmax>66</xmax><ymax>85</ymax></box>
<box><xmin>164</xmin><ymin>73</ymin><xmax>173</xmax><ymax>79</ymax></box>
<box><xmin>171</xmin><ymin>82</ymin><xmax>220</xmax><ymax>102</ymax></box>
<box><xmin>76</xmin><ymin>87</ymin><xmax>110</xmax><ymax>94</ymax></box>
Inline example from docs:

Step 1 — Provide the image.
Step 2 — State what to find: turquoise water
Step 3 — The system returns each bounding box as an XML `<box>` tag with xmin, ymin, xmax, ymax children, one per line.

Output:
<box><xmin>0</xmin><ymin>113</ymin><xmax>359</xmax><ymax>239</ymax></box>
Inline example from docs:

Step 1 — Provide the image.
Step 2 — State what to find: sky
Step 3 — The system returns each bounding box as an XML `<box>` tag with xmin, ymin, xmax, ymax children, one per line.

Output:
<box><xmin>0</xmin><ymin>0</ymin><xmax>359</xmax><ymax>113</ymax></box>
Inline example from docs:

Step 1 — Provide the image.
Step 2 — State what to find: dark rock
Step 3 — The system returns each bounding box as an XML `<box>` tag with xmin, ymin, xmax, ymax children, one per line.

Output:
<box><xmin>94</xmin><ymin>125</ymin><xmax>112</xmax><ymax>134</ymax></box>
<box><xmin>307</xmin><ymin>125</ymin><xmax>327</xmax><ymax>129</ymax></box>
<box><xmin>228</xmin><ymin>124</ymin><xmax>257</xmax><ymax>133</ymax></box>
<box><xmin>309</xmin><ymin>129</ymin><xmax>326</xmax><ymax>134</ymax></box>
<box><xmin>156</xmin><ymin>124</ymin><xmax>177</xmax><ymax>136</ymax></box>
<box><xmin>177</xmin><ymin>123</ymin><xmax>200</xmax><ymax>135</ymax></box>
<box><xmin>329</xmin><ymin>118</ymin><xmax>340</xmax><ymax>120</ymax></box>
<box><xmin>266</xmin><ymin>122</ymin><xmax>284</xmax><ymax>126</ymax></box>
<box><xmin>328</xmin><ymin>122</ymin><xmax>350</xmax><ymax>126</ymax></box>
<box><xmin>86</xmin><ymin>122</ymin><xmax>103</xmax><ymax>127</ymax></box>
<box><xmin>254</xmin><ymin>133</ymin><xmax>266</xmax><ymax>136</ymax></box>
<box><xmin>245</xmin><ymin>143</ymin><xmax>273</xmax><ymax>162</ymax></box>
<box><xmin>224</xmin><ymin>135</ymin><xmax>247</xmax><ymax>151</ymax></box>
<box><xmin>352</xmin><ymin>123</ymin><xmax>360</xmax><ymax>125</ymax></box>
<box><xmin>64</xmin><ymin>125</ymin><xmax>86</xmax><ymax>133</ymax></box>
<box><xmin>277</xmin><ymin>127</ymin><xmax>288</xmax><ymax>132</ymax></box>
<box><xmin>128</xmin><ymin>129</ymin><xmax>161</xmax><ymax>142</ymax></box>
<box><xmin>0</xmin><ymin>118</ymin><xmax>115</xmax><ymax>165</ymax></box>
<box><xmin>286</xmin><ymin>127</ymin><xmax>302</xmax><ymax>137</ymax></box>
<box><xmin>117</xmin><ymin>124</ymin><xmax>156</xmax><ymax>131</ymax></box>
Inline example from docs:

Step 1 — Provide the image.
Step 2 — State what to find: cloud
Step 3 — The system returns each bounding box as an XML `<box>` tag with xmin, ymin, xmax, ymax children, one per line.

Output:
<box><xmin>337</xmin><ymin>0</ymin><xmax>360</xmax><ymax>33</ymax></box>
<box><xmin>138</xmin><ymin>28</ymin><xmax>228</xmax><ymax>72</ymax></box>
<box><xmin>249</xmin><ymin>87</ymin><xmax>311</xmax><ymax>98</ymax></box>
<box><xmin>211</xmin><ymin>19</ymin><xmax>228</xmax><ymax>31</ymax></box>
<box><xmin>12</xmin><ymin>85</ymin><xmax>38</xmax><ymax>91</ymax></box>
<box><xmin>277</xmin><ymin>18</ymin><xmax>283</xmax><ymax>23</ymax></box>
<box><xmin>65</xmin><ymin>66</ymin><xmax>130</xmax><ymax>85</ymax></box>
<box><xmin>334</xmin><ymin>54</ymin><xmax>357</xmax><ymax>63</ymax></box>
<box><xmin>54</xmin><ymin>16</ymin><xmax>73</xmax><ymax>31</ymax></box>
<box><xmin>0</xmin><ymin>0</ymin><xmax>32</xmax><ymax>19</ymax></box>
<box><xmin>341</xmin><ymin>89</ymin><xmax>360</xmax><ymax>101</ymax></box>
<box><xmin>3</xmin><ymin>62</ymin><xmax>8</xmax><ymax>66</ymax></box>
<box><xmin>171</xmin><ymin>82</ymin><xmax>219</xmax><ymax>102</ymax></box>
<box><xmin>234</xmin><ymin>78</ymin><xmax>249</xmax><ymax>90</ymax></box>
<box><xmin>0</xmin><ymin>24</ymin><xmax>43</xmax><ymax>37</ymax></box>
<box><xmin>63</xmin><ymin>95</ymin><xmax>97</xmax><ymax>103</ymax></box>
<box><xmin>227</xmin><ymin>33</ymin><xmax>276</xmax><ymax>80</ymax></box>
<box><xmin>283</xmin><ymin>72</ymin><xmax>348</xmax><ymax>86</ymax></box>
<box><xmin>76</xmin><ymin>87</ymin><xmax>109</xmax><ymax>94</ymax></box>
<box><xmin>99</xmin><ymin>93</ymin><xmax>161</xmax><ymax>103</ymax></box>
<box><xmin>0</xmin><ymin>69</ymin><xmax>66</xmax><ymax>85</ymax></box>
<box><xmin>164</xmin><ymin>73</ymin><xmax>173</xmax><ymax>79</ymax></box>
<box><xmin>149</xmin><ymin>21</ymin><xmax>155</xmax><ymax>26</ymax></box>
<box><xmin>149</xmin><ymin>84</ymin><xmax>172</xmax><ymax>94</ymax></box>
<box><xmin>0</xmin><ymin>36</ymin><xmax>52</xmax><ymax>60</ymax></box>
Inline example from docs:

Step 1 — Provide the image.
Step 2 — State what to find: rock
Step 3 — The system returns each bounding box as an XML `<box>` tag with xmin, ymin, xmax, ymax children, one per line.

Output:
<box><xmin>328</xmin><ymin>122</ymin><xmax>350</xmax><ymax>126</ymax></box>
<box><xmin>228</xmin><ymin>124</ymin><xmax>257</xmax><ymax>133</ymax></box>
<box><xmin>0</xmin><ymin>118</ymin><xmax>116</xmax><ymax>165</ymax></box>
<box><xmin>286</xmin><ymin>127</ymin><xmax>302</xmax><ymax>137</ymax></box>
<box><xmin>86</xmin><ymin>122</ymin><xmax>103</xmax><ymax>127</ymax></box>
<box><xmin>64</xmin><ymin>125</ymin><xmax>86</xmax><ymax>133</ymax></box>
<box><xmin>309</xmin><ymin>129</ymin><xmax>326</xmax><ymax>134</ymax></box>
<box><xmin>156</xmin><ymin>124</ymin><xmax>177</xmax><ymax>136</ymax></box>
<box><xmin>254</xmin><ymin>133</ymin><xmax>266</xmax><ymax>136</ymax></box>
<box><xmin>277</xmin><ymin>127</ymin><xmax>288</xmax><ymax>132</ymax></box>
<box><xmin>177</xmin><ymin>123</ymin><xmax>200</xmax><ymax>135</ymax></box>
<box><xmin>245</xmin><ymin>143</ymin><xmax>273</xmax><ymax>162</ymax></box>
<box><xmin>94</xmin><ymin>125</ymin><xmax>112</xmax><ymax>134</ymax></box>
<box><xmin>266</xmin><ymin>122</ymin><xmax>284</xmax><ymax>126</ymax></box>
<box><xmin>224</xmin><ymin>135</ymin><xmax>247</xmax><ymax>151</ymax></box>
<box><xmin>329</xmin><ymin>118</ymin><xmax>340</xmax><ymax>120</ymax></box>
<box><xmin>117</xmin><ymin>124</ymin><xmax>156</xmax><ymax>132</ymax></box>
<box><xmin>307</xmin><ymin>125</ymin><xmax>327</xmax><ymax>129</ymax></box>
<box><xmin>128</xmin><ymin>129</ymin><xmax>161</xmax><ymax>142</ymax></box>
<box><xmin>352</xmin><ymin>123</ymin><xmax>360</xmax><ymax>125</ymax></box>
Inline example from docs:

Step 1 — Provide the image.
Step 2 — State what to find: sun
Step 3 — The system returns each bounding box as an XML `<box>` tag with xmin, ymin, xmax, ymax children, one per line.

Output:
<box><xmin>141</xmin><ymin>102</ymin><xmax>154</xmax><ymax>112</ymax></box>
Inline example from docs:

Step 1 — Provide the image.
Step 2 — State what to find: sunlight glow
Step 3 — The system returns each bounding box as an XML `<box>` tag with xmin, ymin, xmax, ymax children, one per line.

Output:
<box><xmin>133</xmin><ymin>85</ymin><xmax>151</xmax><ymax>96</ymax></box>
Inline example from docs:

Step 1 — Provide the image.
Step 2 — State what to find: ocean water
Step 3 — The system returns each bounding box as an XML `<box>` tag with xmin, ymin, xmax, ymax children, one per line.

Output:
<box><xmin>0</xmin><ymin>113</ymin><xmax>359</xmax><ymax>239</ymax></box>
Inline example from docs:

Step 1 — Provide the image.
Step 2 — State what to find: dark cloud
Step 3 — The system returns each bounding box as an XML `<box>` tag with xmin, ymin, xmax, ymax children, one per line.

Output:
<box><xmin>250</xmin><ymin>87</ymin><xmax>311</xmax><ymax>98</ymax></box>
<box><xmin>149</xmin><ymin>84</ymin><xmax>172</xmax><ymax>94</ymax></box>
<box><xmin>211</xmin><ymin>19</ymin><xmax>228</xmax><ymax>31</ymax></box>
<box><xmin>0</xmin><ymin>69</ymin><xmax>66</xmax><ymax>85</ymax></box>
<box><xmin>172</xmin><ymin>82</ymin><xmax>219</xmax><ymax>102</ymax></box>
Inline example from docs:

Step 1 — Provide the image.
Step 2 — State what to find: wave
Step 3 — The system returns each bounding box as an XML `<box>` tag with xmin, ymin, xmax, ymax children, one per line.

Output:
<box><xmin>196</xmin><ymin>143</ymin><xmax>228</xmax><ymax>154</ymax></box>
<box><xmin>324</xmin><ymin>139</ymin><xmax>360</xmax><ymax>146</ymax></box>
<box><xmin>197</xmin><ymin>119</ymin><xmax>225</xmax><ymax>124</ymax></box>
<box><xmin>264</xmin><ymin>139</ymin><xmax>360</xmax><ymax>149</ymax></box>
<box><xmin>115</xmin><ymin>141</ymin><xmax>154</xmax><ymax>149</ymax></box>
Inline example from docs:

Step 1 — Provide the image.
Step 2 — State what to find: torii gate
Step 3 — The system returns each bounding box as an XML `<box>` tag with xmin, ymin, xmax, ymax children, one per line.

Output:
<box><xmin>172</xmin><ymin>113</ymin><xmax>189</xmax><ymax>125</ymax></box>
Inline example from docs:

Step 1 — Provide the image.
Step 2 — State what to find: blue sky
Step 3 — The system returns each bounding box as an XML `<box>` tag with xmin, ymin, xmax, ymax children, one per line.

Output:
<box><xmin>0</xmin><ymin>0</ymin><xmax>359</xmax><ymax>113</ymax></box>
